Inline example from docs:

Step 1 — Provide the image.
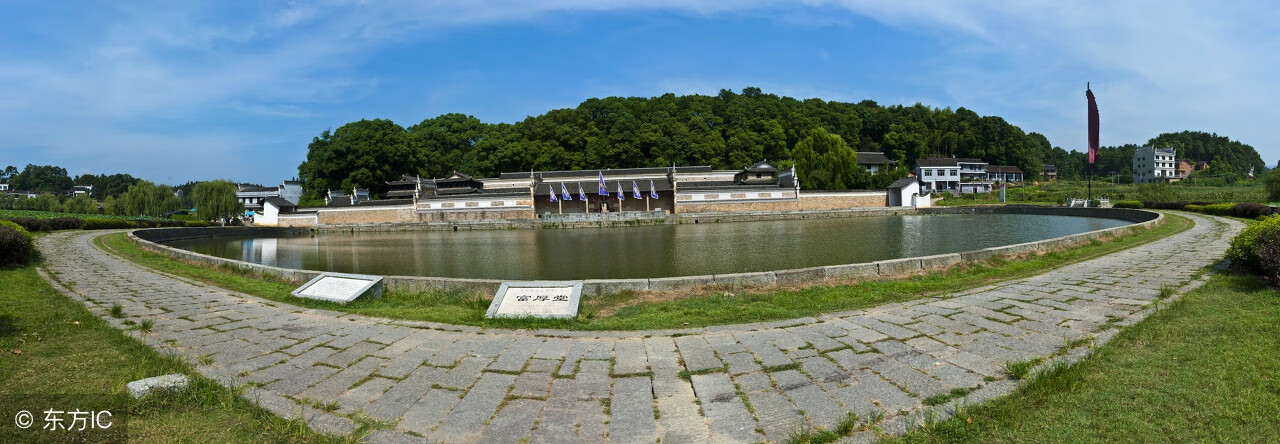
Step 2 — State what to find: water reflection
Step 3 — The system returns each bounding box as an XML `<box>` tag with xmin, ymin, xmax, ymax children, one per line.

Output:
<box><xmin>165</xmin><ymin>214</ymin><xmax>1128</xmax><ymax>280</ymax></box>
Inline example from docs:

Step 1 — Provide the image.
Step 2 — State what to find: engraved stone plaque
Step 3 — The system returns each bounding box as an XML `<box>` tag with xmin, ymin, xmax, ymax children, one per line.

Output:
<box><xmin>485</xmin><ymin>281</ymin><xmax>583</xmax><ymax>319</ymax></box>
<box><xmin>291</xmin><ymin>272</ymin><xmax>383</xmax><ymax>304</ymax></box>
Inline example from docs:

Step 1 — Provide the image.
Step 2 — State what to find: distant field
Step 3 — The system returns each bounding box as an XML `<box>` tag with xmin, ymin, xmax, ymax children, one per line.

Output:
<box><xmin>0</xmin><ymin>209</ymin><xmax>170</xmax><ymax>221</ymax></box>
<box><xmin>938</xmin><ymin>180</ymin><xmax>1269</xmax><ymax>206</ymax></box>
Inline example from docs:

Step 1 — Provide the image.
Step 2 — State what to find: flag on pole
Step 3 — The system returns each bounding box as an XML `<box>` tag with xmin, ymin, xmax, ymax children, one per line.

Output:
<box><xmin>598</xmin><ymin>172</ymin><xmax>608</xmax><ymax>196</ymax></box>
<box><xmin>561</xmin><ymin>182</ymin><xmax>572</xmax><ymax>201</ymax></box>
<box><xmin>578</xmin><ymin>183</ymin><xmax>587</xmax><ymax>201</ymax></box>
<box><xmin>548</xmin><ymin>184</ymin><xmax>557</xmax><ymax>202</ymax></box>
<box><xmin>631</xmin><ymin>180</ymin><xmax>642</xmax><ymax>199</ymax></box>
<box><xmin>649</xmin><ymin>180</ymin><xmax>659</xmax><ymax>199</ymax></box>
<box><xmin>617</xmin><ymin>182</ymin><xmax>625</xmax><ymax>200</ymax></box>
<box><xmin>1087</xmin><ymin>85</ymin><xmax>1100</xmax><ymax>164</ymax></box>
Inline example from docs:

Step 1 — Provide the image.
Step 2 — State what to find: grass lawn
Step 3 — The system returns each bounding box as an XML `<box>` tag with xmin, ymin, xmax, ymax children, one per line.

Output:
<box><xmin>888</xmin><ymin>273</ymin><xmax>1280</xmax><ymax>442</ymax></box>
<box><xmin>0</xmin><ymin>264</ymin><xmax>351</xmax><ymax>443</ymax></box>
<box><xmin>937</xmin><ymin>180</ymin><xmax>1267</xmax><ymax>206</ymax></box>
<box><xmin>98</xmin><ymin>213</ymin><xmax>1191</xmax><ymax>331</ymax></box>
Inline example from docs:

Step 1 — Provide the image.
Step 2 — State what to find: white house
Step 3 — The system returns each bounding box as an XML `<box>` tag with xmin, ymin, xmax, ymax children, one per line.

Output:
<box><xmin>1133</xmin><ymin>146</ymin><xmax>1177</xmax><ymax>184</ymax></box>
<box><xmin>72</xmin><ymin>184</ymin><xmax>93</xmax><ymax>197</ymax></box>
<box><xmin>915</xmin><ymin>158</ymin><xmax>959</xmax><ymax>193</ymax></box>
<box><xmin>257</xmin><ymin>197</ymin><xmax>297</xmax><ymax>226</ymax></box>
<box><xmin>237</xmin><ymin>180</ymin><xmax>303</xmax><ymax>216</ymax></box>
<box><xmin>916</xmin><ymin>157</ymin><xmax>993</xmax><ymax>193</ymax></box>
<box><xmin>986</xmin><ymin>166</ymin><xmax>1024</xmax><ymax>183</ymax></box>
<box><xmin>887</xmin><ymin>177</ymin><xmax>929</xmax><ymax>207</ymax></box>
<box><xmin>856</xmin><ymin>152</ymin><xmax>897</xmax><ymax>173</ymax></box>
<box><xmin>0</xmin><ymin>183</ymin><xmax>8</xmax><ymax>191</ymax></box>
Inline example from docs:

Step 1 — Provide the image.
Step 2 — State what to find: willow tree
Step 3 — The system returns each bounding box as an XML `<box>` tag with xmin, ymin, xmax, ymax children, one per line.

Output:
<box><xmin>193</xmin><ymin>180</ymin><xmax>243</xmax><ymax>223</ymax></box>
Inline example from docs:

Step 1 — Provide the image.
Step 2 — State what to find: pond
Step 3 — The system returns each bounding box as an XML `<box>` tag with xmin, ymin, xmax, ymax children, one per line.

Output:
<box><xmin>163</xmin><ymin>214</ymin><xmax>1130</xmax><ymax>280</ymax></box>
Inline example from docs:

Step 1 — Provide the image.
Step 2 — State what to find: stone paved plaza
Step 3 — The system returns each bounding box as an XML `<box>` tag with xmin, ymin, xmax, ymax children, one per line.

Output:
<box><xmin>37</xmin><ymin>213</ymin><xmax>1241</xmax><ymax>443</ymax></box>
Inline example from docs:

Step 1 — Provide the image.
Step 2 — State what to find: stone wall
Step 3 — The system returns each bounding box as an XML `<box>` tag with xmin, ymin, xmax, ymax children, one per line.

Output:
<box><xmin>316</xmin><ymin>206</ymin><xmax>415</xmax><ymax>225</ymax></box>
<box><xmin>420</xmin><ymin>208</ymin><xmax>534</xmax><ymax>222</ymax></box>
<box><xmin>796</xmin><ymin>192</ymin><xmax>887</xmax><ymax>210</ymax></box>
<box><xmin>675</xmin><ymin>191</ymin><xmax>885</xmax><ymax>213</ymax></box>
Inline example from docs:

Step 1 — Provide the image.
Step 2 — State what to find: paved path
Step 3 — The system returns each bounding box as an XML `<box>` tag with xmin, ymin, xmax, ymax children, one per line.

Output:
<box><xmin>37</xmin><ymin>213</ymin><xmax>1240</xmax><ymax>443</ymax></box>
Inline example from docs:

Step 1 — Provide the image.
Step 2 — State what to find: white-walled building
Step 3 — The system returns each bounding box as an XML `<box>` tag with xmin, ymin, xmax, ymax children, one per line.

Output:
<box><xmin>237</xmin><ymin>180</ymin><xmax>303</xmax><ymax>216</ymax></box>
<box><xmin>1133</xmin><ymin>147</ymin><xmax>1177</xmax><ymax>184</ymax></box>
<box><xmin>887</xmin><ymin>177</ymin><xmax>929</xmax><ymax>207</ymax></box>
<box><xmin>856</xmin><ymin>152</ymin><xmax>897</xmax><ymax>173</ymax></box>
<box><xmin>916</xmin><ymin>158</ymin><xmax>993</xmax><ymax>194</ymax></box>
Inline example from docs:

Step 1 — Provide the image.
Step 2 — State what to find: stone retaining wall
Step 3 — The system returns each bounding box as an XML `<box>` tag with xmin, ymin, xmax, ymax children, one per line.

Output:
<box><xmin>127</xmin><ymin>207</ymin><xmax>1163</xmax><ymax>297</ymax></box>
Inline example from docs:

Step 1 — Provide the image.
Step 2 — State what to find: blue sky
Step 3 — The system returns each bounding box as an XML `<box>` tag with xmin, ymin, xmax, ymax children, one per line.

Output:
<box><xmin>2</xmin><ymin>1</ymin><xmax>1276</xmax><ymax>185</ymax></box>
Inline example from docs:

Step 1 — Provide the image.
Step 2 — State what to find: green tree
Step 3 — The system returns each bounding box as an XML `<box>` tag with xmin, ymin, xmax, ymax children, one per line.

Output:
<box><xmin>62</xmin><ymin>194</ymin><xmax>95</xmax><ymax>214</ymax></box>
<box><xmin>29</xmin><ymin>193</ymin><xmax>61</xmax><ymax>212</ymax></box>
<box><xmin>102</xmin><ymin>196</ymin><xmax>117</xmax><ymax>215</ymax></box>
<box><xmin>1266</xmin><ymin>168</ymin><xmax>1280</xmax><ymax>203</ymax></box>
<box><xmin>792</xmin><ymin>127</ymin><xmax>857</xmax><ymax>190</ymax></box>
<box><xmin>193</xmin><ymin>180</ymin><xmax>243</xmax><ymax>223</ymax></box>
<box><xmin>119</xmin><ymin>181</ymin><xmax>182</xmax><ymax>217</ymax></box>
<box><xmin>10</xmin><ymin>164</ymin><xmax>73</xmax><ymax>193</ymax></box>
<box><xmin>298</xmin><ymin>119</ymin><xmax>411</xmax><ymax>200</ymax></box>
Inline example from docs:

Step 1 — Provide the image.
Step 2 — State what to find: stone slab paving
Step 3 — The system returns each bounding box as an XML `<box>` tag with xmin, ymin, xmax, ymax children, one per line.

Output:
<box><xmin>35</xmin><ymin>212</ymin><xmax>1240</xmax><ymax>443</ymax></box>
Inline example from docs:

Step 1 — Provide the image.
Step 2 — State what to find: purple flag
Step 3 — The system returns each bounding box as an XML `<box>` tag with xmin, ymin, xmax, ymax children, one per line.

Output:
<box><xmin>578</xmin><ymin>183</ymin><xmax>587</xmax><ymax>201</ymax></box>
<box><xmin>561</xmin><ymin>182</ymin><xmax>572</xmax><ymax>201</ymax></box>
<box><xmin>548</xmin><ymin>184</ymin><xmax>557</xmax><ymax>202</ymax></box>
<box><xmin>631</xmin><ymin>180</ymin><xmax>642</xmax><ymax>199</ymax></box>
<box><xmin>598</xmin><ymin>172</ymin><xmax>609</xmax><ymax>196</ymax></box>
<box><xmin>650</xmin><ymin>180</ymin><xmax>659</xmax><ymax>199</ymax></box>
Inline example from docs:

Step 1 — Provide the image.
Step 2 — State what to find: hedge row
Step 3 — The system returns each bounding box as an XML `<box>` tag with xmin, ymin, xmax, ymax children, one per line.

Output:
<box><xmin>1141</xmin><ymin>201</ymin><xmax>1277</xmax><ymax>219</ymax></box>
<box><xmin>1112</xmin><ymin>200</ymin><xmax>1143</xmax><ymax>209</ymax></box>
<box><xmin>3</xmin><ymin>216</ymin><xmax>214</xmax><ymax>231</ymax></box>
<box><xmin>0</xmin><ymin>220</ymin><xmax>34</xmax><ymax>266</ymax></box>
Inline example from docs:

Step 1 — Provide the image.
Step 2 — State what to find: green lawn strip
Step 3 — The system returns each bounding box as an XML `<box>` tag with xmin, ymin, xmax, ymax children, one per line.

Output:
<box><xmin>886</xmin><ymin>274</ymin><xmax>1280</xmax><ymax>443</ymax></box>
<box><xmin>97</xmin><ymin>213</ymin><xmax>1191</xmax><ymax>331</ymax></box>
<box><xmin>0</xmin><ymin>265</ymin><xmax>352</xmax><ymax>443</ymax></box>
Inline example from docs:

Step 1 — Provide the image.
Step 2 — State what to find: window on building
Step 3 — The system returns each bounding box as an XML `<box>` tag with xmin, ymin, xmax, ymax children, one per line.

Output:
<box><xmin>924</xmin><ymin>169</ymin><xmax>932</xmax><ymax>176</ymax></box>
<box><xmin>950</xmin><ymin>170</ymin><xmax>957</xmax><ymax>176</ymax></box>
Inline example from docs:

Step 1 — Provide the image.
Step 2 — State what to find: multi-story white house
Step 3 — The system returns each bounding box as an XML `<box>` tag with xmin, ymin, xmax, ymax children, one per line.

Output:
<box><xmin>1133</xmin><ymin>147</ymin><xmax>1177</xmax><ymax>184</ymax></box>
<box><xmin>915</xmin><ymin>158</ymin><xmax>960</xmax><ymax>193</ymax></box>
<box><xmin>237</xmin><ymin>180</ymin><xmax>303</xmax><ymax>215</ymax></box>
<box><xmin>986</xmin><ymin>166</ymin><xmax>1024</xmax><ymax>183</ymax></box>
<box><xmin>916</xmin><ymin>157</ymin><xmax>997</xmax><ymax>193</ymax></box>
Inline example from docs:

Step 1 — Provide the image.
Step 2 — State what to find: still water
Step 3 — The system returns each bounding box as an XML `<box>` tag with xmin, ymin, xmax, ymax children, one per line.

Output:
<box><xmin>165</xmin><ymin>214</ymin><xmax>1129</xmax><ymax>280</ymax></box>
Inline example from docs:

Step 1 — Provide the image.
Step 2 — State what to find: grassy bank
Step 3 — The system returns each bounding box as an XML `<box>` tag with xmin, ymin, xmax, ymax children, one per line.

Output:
<box><xmin>0</xmin><ymin>265</ymin><xmax>350</xmax><ymax>443</ymax></box>
<box><xmin>937</xmin><ymin>180</ymin><xmax>1270</xmax><ymax>206</ymax></box>
<box><xmin>888</xmin><ymin>273</ymin><xmax>1280</xmax><ymax>442</ymax></box>
<box><xmin>98</xmin><ymin>213</ymin><xmax>1191</xmax><ymax>331</ymax></box>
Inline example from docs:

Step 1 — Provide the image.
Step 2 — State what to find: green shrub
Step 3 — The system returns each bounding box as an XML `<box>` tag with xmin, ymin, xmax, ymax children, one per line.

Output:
<box><xmin>0</xmin><ymin>220</ymin><xmax>28</xmax><ymax>235</ymax></box>
<box><xmin>82</xmin><ymin>218</ymin><xmax>132</xmax><ymax>230</ymax></box>
<box><xmin>1200</xmin><ymin>203</ymin><xmax>1237</xmax><ymax>216</ymax></box>
<box><xmin>1113</xmin><ymin>200</ymin><xmax>1144</xmax><ymax>209</ymax></box>
<box><xmin>47</xmin><ymin>217</ymin><xmax>86</xmax><ymax>230</ymax></box>
<box><xmin>1231</xmin><ymin>202</ymin><xmax>1275</xmax><ymax>219</ymax></box>
<box><xmin>1226</xmin><ymin>215</ymin><xmax>1280</xmax><ymax>276</ymax></box>
<box><xmin>1184</xmin><ymin>204</ymin><xmax>1204</xmax><ymax>212</ymax></box>
<box><xmin>0</xmin><ymin>223</ymin><xmax>34</xmax><ymax>266</ymax></box>
<box><xmin>184</xmin><ymin>220</ymin><xmax>211</xmax><ymax>227</ymax></box>
<box><xmin>3</xmin><ymin>217</ymin><xmax>51</xmax><ymax>232</ymax></box>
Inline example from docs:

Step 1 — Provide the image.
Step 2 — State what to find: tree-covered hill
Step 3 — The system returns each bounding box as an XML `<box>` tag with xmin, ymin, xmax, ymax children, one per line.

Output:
<box><xmin>296</xmin><ymin>87</ymin><xmax>1266</xmax><ymax>197</ymax></box>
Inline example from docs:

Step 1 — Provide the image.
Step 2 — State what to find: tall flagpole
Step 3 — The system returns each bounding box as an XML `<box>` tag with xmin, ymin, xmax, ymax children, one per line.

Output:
<box><xmin>1086</xmin><ymin>82</ymin><xmax>1100</xmax><ymax>207</ymax></box>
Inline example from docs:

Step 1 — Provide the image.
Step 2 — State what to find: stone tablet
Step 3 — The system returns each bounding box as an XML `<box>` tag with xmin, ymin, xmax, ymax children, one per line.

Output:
<box><xmin>485</xmin><ymin>281</ymin><xmax>583</xmax><ymax>319</ymax></box>
<box><xmin>292</xmin><ymin>272</ymin><xmax>383</xmax><ymax>304</ymax></box>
